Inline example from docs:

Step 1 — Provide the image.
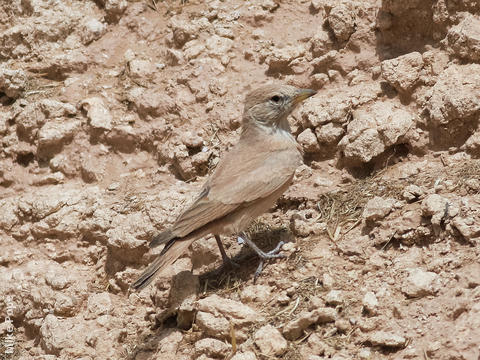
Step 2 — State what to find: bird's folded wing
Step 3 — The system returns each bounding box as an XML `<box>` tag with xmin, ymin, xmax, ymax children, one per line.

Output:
<box><xmin>209</xmin><ymin>146</ymin><xmax>302</xmax><ymax>204</ymax></box>
<box><xmin>171</xmin><ymin>141</ymin><xmax>301</xmax><ymax>237</ymax></box>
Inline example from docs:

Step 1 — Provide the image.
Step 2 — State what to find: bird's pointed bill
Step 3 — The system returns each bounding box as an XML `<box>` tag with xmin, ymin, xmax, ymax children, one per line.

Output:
<box><xmin>292</xmin><ymin>89</ymin><xmax>317</xmax><ymax>105</ymax></box>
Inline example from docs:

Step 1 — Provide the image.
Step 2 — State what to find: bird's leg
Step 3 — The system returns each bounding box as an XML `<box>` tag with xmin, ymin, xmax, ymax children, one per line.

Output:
<box><xmin>215</xmin><ymin>235</ymin><xmax>239</xmax><ymax>269</ymax></box>
<box><xmin>238</xmin><ymin>232</ymin><xmax>285</xmax><ymax>282</ymax></box>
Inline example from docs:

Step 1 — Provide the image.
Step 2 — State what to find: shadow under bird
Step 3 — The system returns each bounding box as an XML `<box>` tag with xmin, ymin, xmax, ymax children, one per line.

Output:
<box><xmin>131</xmin><ymin>84</ymin><xmax>316</xmax><ymax>290</ymax></box>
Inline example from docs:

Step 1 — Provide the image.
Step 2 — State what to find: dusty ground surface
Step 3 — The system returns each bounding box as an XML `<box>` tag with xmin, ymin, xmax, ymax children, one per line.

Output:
<box><xmin>1</xmin><ymin>0</ymin><xmax>480</xmax><ymax>359</ymax></box>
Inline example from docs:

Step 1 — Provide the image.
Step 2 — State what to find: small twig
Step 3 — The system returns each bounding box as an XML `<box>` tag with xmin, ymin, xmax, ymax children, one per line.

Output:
<box><xmin>230</xmin><ymin>321</ymin><xmax>237</xmax><ymax>354</ymax></box>
<box><xmin>381</xmin><ymin>231</ymin><xmax>396</xmax><ymax>251</ymax></box>
<box><xmin>295</xmin><ymin>331</ymin><xmax>312</xmax><ymax>344</ymax></box>
<box><xmin>287</xmin><ymin>297</ymin><xmax>301</xmax><ymax>316</ymax></box>
<box><xmin>343</xmin><ymin>218</ymin><xmax>361</xmax><ymax>236</ymax></box>
<box><xmin>275</xmin><ymin>297</ymin><xmax>299</xmax><ymax>317</ymax></box>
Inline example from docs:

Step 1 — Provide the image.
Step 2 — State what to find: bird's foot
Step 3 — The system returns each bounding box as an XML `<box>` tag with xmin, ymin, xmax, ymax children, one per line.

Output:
<box><xmin>237</xmin><ymin>232</ymin><xmax>287</xmax><ymax>283</ymax></box>
<box><xmin>253</xmin><ymin>240</ymin><xmax>286</xmax><ymax>283</ymax></box>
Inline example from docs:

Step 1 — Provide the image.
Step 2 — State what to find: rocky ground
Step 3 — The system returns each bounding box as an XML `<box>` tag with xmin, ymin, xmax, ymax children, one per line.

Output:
<box><xmin>1</xmin><ymin>0</ymin><xmax>480</xmax><ymax>359</ymax></box>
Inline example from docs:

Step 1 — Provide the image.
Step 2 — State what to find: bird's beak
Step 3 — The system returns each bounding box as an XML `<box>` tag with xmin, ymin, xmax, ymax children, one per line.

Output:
<box><xmin>292</xmin><ymin>89</ymin><xmax>317</xmax><ymax>105</ymax></box>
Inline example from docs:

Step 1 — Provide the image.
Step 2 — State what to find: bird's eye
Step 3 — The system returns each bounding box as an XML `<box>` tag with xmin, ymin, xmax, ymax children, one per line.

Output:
<box><xmin>270</xmin><ymin>95</ymin><xmax>281</xmax><ymax>103</ymax></box>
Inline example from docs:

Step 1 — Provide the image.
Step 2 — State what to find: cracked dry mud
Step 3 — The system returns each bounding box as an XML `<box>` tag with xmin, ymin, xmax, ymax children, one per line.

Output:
<box><xmin>1</xmin><ymin>0</ymin><xmax>480</xmax><ymax>359</ymax></box>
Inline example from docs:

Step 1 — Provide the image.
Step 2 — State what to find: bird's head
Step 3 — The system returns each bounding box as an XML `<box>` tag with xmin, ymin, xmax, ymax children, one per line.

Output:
<box><xmin>242</xmin><ymin>84</ymin><xmax>316</xmax><ymax>132</ymax></box>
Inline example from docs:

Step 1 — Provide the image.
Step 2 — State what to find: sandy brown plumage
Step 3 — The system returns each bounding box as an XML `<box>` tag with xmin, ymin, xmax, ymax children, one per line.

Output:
<box><xmin>131</xmin><ymin>84</ymin><xmax>316</xmax><ymax>290</ymax></box>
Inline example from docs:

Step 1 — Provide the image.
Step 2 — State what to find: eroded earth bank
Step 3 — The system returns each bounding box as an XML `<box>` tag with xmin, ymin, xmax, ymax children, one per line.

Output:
<box><xmin>1</xmin><ymin>0</ymin><xmax>480</xmax><ymax>359</ymax></box>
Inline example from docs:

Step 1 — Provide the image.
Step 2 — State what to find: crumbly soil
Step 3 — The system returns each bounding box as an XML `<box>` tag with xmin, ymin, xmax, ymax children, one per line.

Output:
<box><xmin>1</xmin><ymin>1</ymin><xmax>480</xmax><ymax>359</ymax></box>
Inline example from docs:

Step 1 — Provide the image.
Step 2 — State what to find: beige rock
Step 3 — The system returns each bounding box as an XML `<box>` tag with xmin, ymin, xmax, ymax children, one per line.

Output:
<box><xmin>36</xmin><ymin>50</ymin><xmax>90</xmax><ymax>79</ymax></box>
<box><xmin>358</xmin><ymin>348</ymin><xmax>372</xmax><ymax>359</ymax></box>
<box><xmin>40</xmin><ymin>315</ymin><xmax>75</xmax><ymax>355</ymax></box>
<box><xmin>402</xmin><ymin>184</ymin><xmax>424</xmax><ymax>202</ymax></box>
<box><xmin>402</xmin><ymin>268</ymin><xmax>440</xmax><ymax>298</ymax></box>
<box><xmin>457</xmin><ymin>263</ymin><xmax>480</xmax><ymax>289</ymax></box>
<box><xmin>184</xmin><ymin>40</ymin><xmax>206</xmax><ymax>60</ymax></box>
<box><xmin>0</xmin><ymin>198</ymin><xmax>19</xmax><ymax>231</ymax></box>
<box><xmin>196</xmin><ymin>294</ymin><xmax>263</xmax><ymax>327</ymax></box>
<box><xmin>127</xmin><ymin>87</ymin><xmax>176</xmax><ymax>118</ymax></box>
<box><xmin>304</xmin><ymin>332</ymin><xmax>326</xmax><ymax>356</ymax></box>
<box><xmin>106</xmin><ymin>213</ymin><xmax>154</xmax><ymax>261</ymax></box>
<box><xmin>53</xmin><ymin>293</ymin><xmax>78</xmax><ymax>317</ymax></box>
<box><xmin>362</xmin><ymin>291</ymin><xmax>378</xmax><ymax>315</ymax></box>
<box><xmin>16</xmin><ymin>100</ymin><xmax>77</xmax><ymax>142</ymax></box>
<box><xmin>283</xmin><ymin>307</ymin><xmax>336</xmax><ymax>340</ymax></box>
<box><xmin>254</xmin><ymin>324</ymin><xmax>287</xmax><ymax>356</ymax></box>
<box><xmin>49</xmin><ymin>153</ymin><xmax>77</xmax><ymax>177</ymax></box>
<box><xmin>446</xmin><ymin>14</ymin><xmax>480</xmax><ymax>62</ymax></box>
<box><xmin>39</xmin><ymin>315</ymin><xmax>92</xmax><ymax>356</ymax></box>
<box><xmin>85</xmin><ymin>292</ymin><xmax>112</xmax><ymax>319</ymax></box>
<box><xmin>311</xmin><ymin>29</ymin><xmax>332</xmax><ymax>57</ymax></box>
<box><xmin>103</xmin><ymin>0</ymin><xmax>128</xmax><ymax>22</ymax></box>
<box><xmin>315</xmin><ymin>122</ymin><xmax>344</xmax><ymax>144</ymax></box>
<box><xmin>195</xmin><ymin>311</ymin><xmax>230</xmax><ymax>339</ymax></box>
<box><xmin>465</xmin><ymin>131</ymin><xmax>480</xmax><ymax>154</ymax></box>
<box><xmin>215</xmin><ymin>24</ymin><xmax>235</xmax><ymax>39</ymax></box>
<box><xmin>155</xmin><ymin>330</ymin><xmax>184</xmax><ymax>358</ymax></box>
<box><xmin>310</xmin><ymin>73</ymin><xmax>329</xmax><ymax>88</ymax></box>
<box><xmin>421</xmin><ymin>194</ymin><xmax>448</xmax><ymax>226</ymax></box>
<box><xmin>367</xmin><ymin>331</ymin><xmax>406</xmax><ymax>348</ymax></box>
<box><xmin>339</xmin><ymin>126</ymin><xmax>384</xmax><ymax>163</ymax></box>
<box><xmin>170</xmin><ymin>17</ymin><xmax>197</xmax><ymax>48</ymax></box>
<box><xmin>169</xmin><ymin>271</ymin><xmax>199</xmax><ymax>328</ymax></box>
<box><xmin>231</xmin><ymin>351</ymin><xmax>257</xmax><ymax>360</ymax></box>
<box><xmin>339</xmin><ymin>101</ymin><xmax>414</xmax><ymax>163</ymax></box>
<box><xmin>206</xmin><ymin>35</ymin><xmax>233</xmax><ymax>57</ymax></box>
<box><xmin>363</xmin><ymin>196</ymin><xmax>395</xmax><ymax>222</ymax></box>
<box><xmin>128</xmin><ymin>59</ymin><xmax>156</xmax><ymax>82</ymax></box>
<box><xmin>426</xmin><ymin>64</ymin><xmax>480</xmax><ymax>125</ymax></box>
<box><xmin>37</xmin><ymin>119</ymin><xmax>81</xmax><ymax>158</ymax></box>
<box><xmin>0</xmin><ymin>67</ymin><xmax>27</xmax><ymax>98</ymax></box>
<box><xmin>299</xmin><ymin>93</ymin><xmax>351</xmax><ymax>128</ymax></box>
<box><xmin>195</xmin><ymin>338</ymin><xmax>231</xmax><ymax>358</ymax></box>
<box><xmin>265</xmin><ymin>45</ymin><xmax>304</xmax><ymax>73</ymax></box>
<box><xmin>0</xmin><ymin>111</ymin><xmax>8</xmax><ymax>135</ymax></box>
<box><xmin>325</xmin><ymin>290</ymin><xmax>343</xmax><ymax>306</ymax></box>
<box><xmin>81</xmin><ymin>97</ymin><xmax>113</xmax><ymax>131</ymax></box>
<box><xmin>451</xmin><ymin>197</ymin><xmax>480</xmax><ymax>243</ymax></box>
<box><xmin>80</xmin><ymin>154</ymin><xmax>106</xmax><ymax>183</ymax></box>
<box><xmin>322</xmin><ymin>273</ymin><xmax>334</xmax><ymax>290</ymax></box>
<box><xmin>297</xmin><ymin>128</ymin><xmax>320</xmax><ymax>153</ymax></box>
<box><xmin>327</xmin><ymin>4</ymin><xmax>355</xmax><ymax>42</ymax></box>
<box><xmin>165</xmin><ymin>48</ymin><xmax>185</xmax><ymax>65</ymax></box>
<box><xmin>240</xmin><ymin>284</ymin><xmax>272</xmax><ymax>303</ymax></box>
<box><xmin>381</xmin><ymin>52</ymin><xmax>423</xmax><ymax>93</ymax></box>
<box><xmin>40</xmin><ymin>99</ymin><xmax>77</xmax><ymax>118</ymax></box>
<box><xmin>80</xmin><ymin>18</ymin><xmax>106</xmax><ymax>44</ymax></box>
<box><xmin>45</xmin><ymin>269</ymin><xmax>72</xmax><ymax>290</ymax></box>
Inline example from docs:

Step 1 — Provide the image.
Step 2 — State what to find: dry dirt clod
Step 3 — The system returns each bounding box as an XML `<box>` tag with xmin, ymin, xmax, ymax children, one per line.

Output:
<box><xmin>367</xmin><ymin>331</ymin><xmax>406</xmax><ymax>348</ymax></box>
<box><xmin>254</xmin><ymin>324</ymin><xmax>288</xmax><ymax>356</ymax></box>
<box><xmin>282</xmin><ymin>307</ymin><xmax>337</xmax><ymax>340</ymax></box>
<box><xmin>402</xmin><ymin>268</ymin><xmax>440</xmax><ymax>298</ymax></box>
<box><xmin>363</xmin><ymin>196</ymin><xmax>395</xmax><ymax>222</ymax></box>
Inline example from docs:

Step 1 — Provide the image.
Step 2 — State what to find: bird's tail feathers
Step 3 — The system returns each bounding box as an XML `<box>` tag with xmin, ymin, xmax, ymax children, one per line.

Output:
<box><xmin>131</xmin><ymin>238</ymin><xmax>195</xmax><ymax>291</ymax></box>
<box><xmin>149</xmin><ymin>229</ymin><xmax>175</xmax><ymax>248</ymax></box>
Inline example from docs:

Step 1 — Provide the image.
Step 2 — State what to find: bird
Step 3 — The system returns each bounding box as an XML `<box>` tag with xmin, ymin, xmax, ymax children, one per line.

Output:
<box><xmin>131</xmin><ymin>84</ymin><xmax>316</xmax><ymax>290</ymax></box>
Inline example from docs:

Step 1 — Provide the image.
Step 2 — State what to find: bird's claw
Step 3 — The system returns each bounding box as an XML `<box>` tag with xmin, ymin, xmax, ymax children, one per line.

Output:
<box><xmin>253</xmin><ymin>241</ymin><xmax>286</xmax><ymax>283</ymax></box>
